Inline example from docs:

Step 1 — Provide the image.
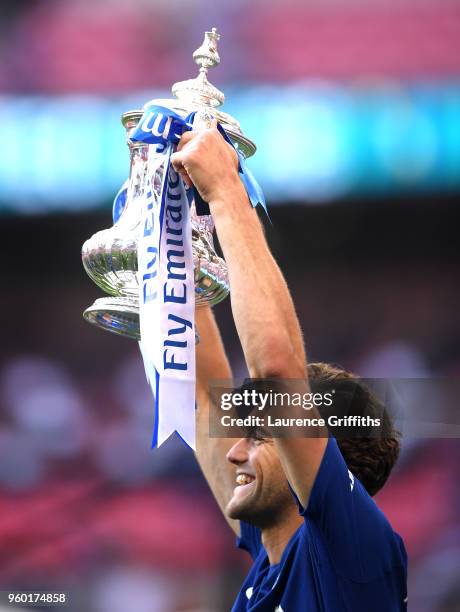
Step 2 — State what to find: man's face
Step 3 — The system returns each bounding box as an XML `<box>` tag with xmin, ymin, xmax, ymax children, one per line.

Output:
<box><xmin>225</xmin><ymin>437</ymin><xmax>294</xmax><ymax>528</ymax></box>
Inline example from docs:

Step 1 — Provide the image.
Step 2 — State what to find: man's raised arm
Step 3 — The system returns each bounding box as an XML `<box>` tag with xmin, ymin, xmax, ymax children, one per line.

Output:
<box><xmin>173</xmin><ymin>127</ymin><xmax>328</xmax><ymax>509</ymax></box>
<box><xmin>195</xmin><ymin>305</ymin><xmax>240</xmax><ymax>535</ymax></box>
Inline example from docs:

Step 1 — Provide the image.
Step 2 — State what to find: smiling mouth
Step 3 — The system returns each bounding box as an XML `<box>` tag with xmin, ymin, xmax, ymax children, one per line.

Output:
<box><xmin>236</xmin><ymin>474</ymin><xmax>255</xmax><ymax>486</ymax></box>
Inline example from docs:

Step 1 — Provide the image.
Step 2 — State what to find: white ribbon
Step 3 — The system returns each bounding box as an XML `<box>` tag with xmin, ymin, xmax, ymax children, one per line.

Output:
<box><xmin>138</xmin><ymin>144</ymin><xmax>196</xmax><ymax>449</ymax></box>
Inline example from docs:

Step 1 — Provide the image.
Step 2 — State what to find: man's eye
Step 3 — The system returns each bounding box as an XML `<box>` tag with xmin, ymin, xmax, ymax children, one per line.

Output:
<box><xmin>251</xmin><ymin>434</ymin><xmax>268</xmax><ymax>445</ymax></box>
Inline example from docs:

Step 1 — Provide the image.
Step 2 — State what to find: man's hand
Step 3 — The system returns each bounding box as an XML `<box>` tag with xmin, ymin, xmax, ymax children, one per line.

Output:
<box><xmin>171</xmin><ymin>124</ymin><xmax>240</xmax><ymax>204</ymax></box>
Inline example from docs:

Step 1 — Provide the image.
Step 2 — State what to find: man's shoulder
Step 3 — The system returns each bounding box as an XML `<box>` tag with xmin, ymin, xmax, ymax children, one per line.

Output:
<box><xmin>300</xmin><ymin>444</ymin><xmax>407</xmax><ymax>582</ymax></box>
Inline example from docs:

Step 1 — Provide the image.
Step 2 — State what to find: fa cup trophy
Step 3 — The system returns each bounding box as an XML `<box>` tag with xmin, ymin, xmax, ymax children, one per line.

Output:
<box><xmin>81</xmin><ymin>28</ymin><xmax>256</xmax><ymax>341</ymax></box>
<box><xmin>81</xmin><ymin>29</ymin><xmax>261</xmax><ymax>448</ymax></box>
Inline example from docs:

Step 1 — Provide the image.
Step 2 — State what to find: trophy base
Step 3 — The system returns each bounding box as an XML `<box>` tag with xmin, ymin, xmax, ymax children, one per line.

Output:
<box><xmin>83</xmin><ymin>297</ymin><xmax>200</xmax><ymax>343</ymax></box>
<box><xmin>83</xmin><ymin>297</ymin><xmax>141</xmax><ymax>340</ymax></box>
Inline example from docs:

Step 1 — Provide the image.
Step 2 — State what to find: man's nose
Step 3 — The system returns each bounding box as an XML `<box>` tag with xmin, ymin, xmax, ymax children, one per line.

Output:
<box><xmin>226</xmin><ymin>438</ymin><xmax>250</xmax><ymax>465</ymax></box>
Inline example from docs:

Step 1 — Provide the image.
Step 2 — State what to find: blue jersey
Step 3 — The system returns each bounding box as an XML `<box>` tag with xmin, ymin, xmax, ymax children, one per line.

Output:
<box><xmin>233</xmin><ymin>438</ymin><xmax>407</xmax><ymax>611</ymax></box>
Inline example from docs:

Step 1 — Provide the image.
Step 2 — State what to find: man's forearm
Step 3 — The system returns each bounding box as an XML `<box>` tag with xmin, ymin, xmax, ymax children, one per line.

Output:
<box><xmin>196</xmin><ymin>306</ymin><xmax>231</xmax><ymax>403</ymax></box>
<box><xmin>195</xmin><ymin>305</ymin><xmax>232</xmax><ymax>452</ymax></box>
<box><xmin>209</xmin><ymin>181</ymin><xmax>306</xmax><ymax>380</ymax></box>
<box><xmin>195</xmin><ymin>306</ymin><xmax>240</xmax><ymax>534</ymax></box>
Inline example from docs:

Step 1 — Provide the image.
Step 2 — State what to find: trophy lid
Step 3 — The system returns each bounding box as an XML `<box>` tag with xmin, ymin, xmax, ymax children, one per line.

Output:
<box><xmin>171</xmin><ymin>27</ymin><xmax>225</xmax><ymax>108</ymax></box>
<box><xmin>122</xmin><ymin>28</ymin><xmax>256</xmax><ymax>158</ymax></box>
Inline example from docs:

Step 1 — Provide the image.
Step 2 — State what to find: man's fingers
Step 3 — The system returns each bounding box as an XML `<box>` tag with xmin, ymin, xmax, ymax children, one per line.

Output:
<box><xmin>173</xmin><ymin>121</ymin><xmax>233</xmax><ymax>192</ymax></box>
<box><xmin>170</xmin><ymin>150</ymin><xmax>182</xmax><ymax>171</ymax></box>
<box><xmin>177</xmin><ymin>129</ymin><xmax>197</xmax><ymax>152</ymax></box>
<box><xmin>177</xmin><ymin>120</ymin><xmax>219</xmax><ymax>152</ymax></box>
<box><xmin>171</xmin><ymin>151</ymin><xmax>193</xmax><ymax>187</ymax></box>
<box><xmin>181</xmin><ymin>172</ymin><xmax>193</xmax><ymax>188</ymax></box>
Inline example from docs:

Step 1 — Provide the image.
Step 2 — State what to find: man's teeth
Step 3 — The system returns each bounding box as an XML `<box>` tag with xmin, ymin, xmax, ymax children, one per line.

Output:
<box><xmin>236</xmin><ymin>474</ymin><xmax>254</xmax><ymax>486</ymax></box>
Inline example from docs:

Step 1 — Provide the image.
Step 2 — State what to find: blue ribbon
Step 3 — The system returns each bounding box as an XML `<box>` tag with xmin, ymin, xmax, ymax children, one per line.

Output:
<box><xmin>129</xmin><ymin>104</ymin><xmax>267</xmax><ymax>217</ymax></box>
<box><xmin>215</xmin><ymin>122</ymin><xmax>267</xmax><ymax>216</ymax></box>
<box><xmin>130</xmin><ymin>106</ymin><xmax>193</xmax><ymax>151</ymax></box>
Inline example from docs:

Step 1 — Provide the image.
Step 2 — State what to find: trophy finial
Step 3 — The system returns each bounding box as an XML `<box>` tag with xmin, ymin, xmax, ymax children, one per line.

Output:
<box><xmin>171</xmin><ymin>27</ymin><xmax>225</xmax><ymax>108</ymax></box>
<box><xmin>193</xmin><ymin>28</ymin><xmax>221</xmax><ymax>75</ymax></box>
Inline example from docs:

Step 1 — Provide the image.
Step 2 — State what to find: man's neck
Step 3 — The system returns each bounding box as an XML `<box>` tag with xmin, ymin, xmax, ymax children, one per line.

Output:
<box><xmin>261</xmin><ymin>513</ymin><xmax>303</xmax><ymax>565</ymax></box>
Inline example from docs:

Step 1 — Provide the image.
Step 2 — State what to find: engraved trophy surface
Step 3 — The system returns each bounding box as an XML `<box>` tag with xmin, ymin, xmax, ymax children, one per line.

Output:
<box><xmin>81</xmin><ymin>29</ymin><xmax>256</xmax><ymax>340</ymax></box>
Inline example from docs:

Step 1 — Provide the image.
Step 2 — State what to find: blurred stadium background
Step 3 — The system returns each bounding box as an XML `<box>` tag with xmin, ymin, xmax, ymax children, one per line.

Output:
<box><xmin>1</xmin><ymin>0</ymin><xmax>459</xmax><ymax>610</ymax></box>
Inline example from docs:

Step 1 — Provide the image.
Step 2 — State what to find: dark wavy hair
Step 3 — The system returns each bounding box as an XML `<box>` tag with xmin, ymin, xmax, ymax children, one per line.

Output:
<box><xmin>308</xmin><ymin>362</ymin><xmax>400</xmax><ymax>496</ymax></box>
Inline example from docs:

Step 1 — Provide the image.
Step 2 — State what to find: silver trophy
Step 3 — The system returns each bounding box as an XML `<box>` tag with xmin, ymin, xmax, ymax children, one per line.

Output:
<box><xmin>81</xmin><ymin>28</ymin><xmax>256</xmax><ymax>340</ymax></box>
